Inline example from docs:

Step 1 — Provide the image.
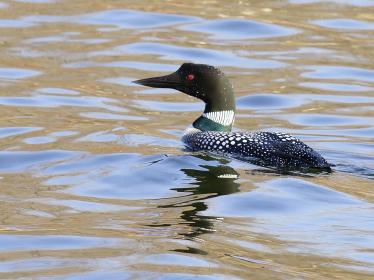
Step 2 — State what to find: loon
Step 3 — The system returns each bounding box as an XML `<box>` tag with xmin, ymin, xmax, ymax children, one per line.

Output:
<box><xmin>134</xmin><ymin>63</ymin><xmax>331</xmax><ymax>171</ymax></box>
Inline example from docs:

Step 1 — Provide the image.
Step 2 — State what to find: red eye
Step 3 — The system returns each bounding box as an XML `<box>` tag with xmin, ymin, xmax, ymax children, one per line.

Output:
<box><xmin>186</xmin><ymin>74</ymin><xmax>194</xmax><ymax>81</ymax></box>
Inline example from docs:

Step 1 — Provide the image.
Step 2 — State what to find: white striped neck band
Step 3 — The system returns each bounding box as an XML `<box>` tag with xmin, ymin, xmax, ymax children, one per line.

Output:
<box><xmin>202</xmin><ymin>110</ymin><xmax>235</xmax><ymax>126</ymax></box>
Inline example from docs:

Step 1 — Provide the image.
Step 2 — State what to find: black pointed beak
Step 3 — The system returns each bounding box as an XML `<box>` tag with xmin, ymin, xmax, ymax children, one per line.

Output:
<box><xmin>133</xmin><ymin>71</ymin><xmax>182</xmax><ymax>89</ymax></box>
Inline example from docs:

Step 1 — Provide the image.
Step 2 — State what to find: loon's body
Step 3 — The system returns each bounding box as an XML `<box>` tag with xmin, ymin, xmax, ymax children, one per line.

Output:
<box><xmin>134</xmin><ymin>63</ymin><xmax>331</xmax><ymax>171</ymax></box>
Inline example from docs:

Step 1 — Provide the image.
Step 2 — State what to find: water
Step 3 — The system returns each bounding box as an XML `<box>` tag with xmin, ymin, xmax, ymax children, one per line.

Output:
<box><xmin>0</xmin><ymin>0</ymin><xmax>373</xmax><ymax>279</ymax></box>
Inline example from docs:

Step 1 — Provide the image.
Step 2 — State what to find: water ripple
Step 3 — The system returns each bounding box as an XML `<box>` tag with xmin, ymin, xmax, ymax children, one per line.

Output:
<box><xmin>0</xmin><ymin>234</ymin><xmax>121</xmax><ymax>251</ymax></box>
<box><xmin>0</xmin><ymin>127</ymin><xmax>42</xmax><ymax>139</ymax></box>
<box><xmin>0</xmin><ymin>95</ymin><xmax>125</xmax><ymax>112</ymax></box>
<box><xmin>22</xmin><ymin>9</ymin><xmax>198</xmax><ymax>30</ymax></box>
<box><xmin>0</xmin><ymin>67</ymin><xmax>41</xmax><ymax>80</ymax></box>
<box><xmin>303</xmin><ymin>66</ymin><xmax>374</xmax><ymax>82</ymax></box>
<box><xmin>0</xmin><ymin>150</ymin><xmax>81</xmax><ymax>173</ymax></box>
<box><xmin>312</xmin><ymin>18</ymin><xmax>374</xmax><ymax>30</ymax></box>
<box><xmin>72</xmin><ymin>9</ymin><xmax>198</xmax><ymax>29</ymax></box>
<box><xmin>179</xmin><ymin>19</ymin><xmax>299</xmax><ymax>40</ymax></box>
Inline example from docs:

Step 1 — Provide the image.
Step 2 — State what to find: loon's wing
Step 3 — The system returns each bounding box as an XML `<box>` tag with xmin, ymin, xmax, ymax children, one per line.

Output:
<box><xmin>249</xmin><ymin>132</ymin><xmax>330</xmax><ymax>168</ymax></box>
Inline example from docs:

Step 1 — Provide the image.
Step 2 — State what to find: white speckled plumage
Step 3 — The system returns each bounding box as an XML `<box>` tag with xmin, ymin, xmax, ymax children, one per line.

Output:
<box><xmin>182</xmin><ymin>130</ymin><xmax>330</xmax><ymax>169</ymax></box>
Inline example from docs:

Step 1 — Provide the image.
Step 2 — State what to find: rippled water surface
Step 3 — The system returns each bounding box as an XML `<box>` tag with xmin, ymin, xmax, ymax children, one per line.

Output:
<box><xmin>0</xmin><ymin>0</ymin><xmax>373</xmax><ymax>279</ymax></box>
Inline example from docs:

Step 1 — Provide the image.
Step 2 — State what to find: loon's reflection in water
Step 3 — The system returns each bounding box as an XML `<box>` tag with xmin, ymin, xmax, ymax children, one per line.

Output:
<box><xmin>156</xmin><ymin>155</ymin><xmax>240</xmax><ymax>242</ymax></box>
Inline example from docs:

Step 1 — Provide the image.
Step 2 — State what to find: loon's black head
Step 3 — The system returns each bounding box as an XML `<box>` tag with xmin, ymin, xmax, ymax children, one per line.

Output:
<box><xmin>134</xmin><ymin>63</ymin><xmax>235</xmax><ymax>112</ymax></box>
<box><xmin>134</xmin><ymin>63</ymin><xmax>236</xmax><ymax>132</ymax></box>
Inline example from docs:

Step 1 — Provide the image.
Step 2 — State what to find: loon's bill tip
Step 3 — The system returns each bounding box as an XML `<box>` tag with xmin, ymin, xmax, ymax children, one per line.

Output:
<box><xmin>132</xmin><ymin>78</ymin><xmax>143</xmax><ymax>85</ymax></box>
<box><xmin>133</xmin><ymin>72</ymin><xmax>181</xmax><ymax>88</ymax></box>
<box><xmin>132</xmin><ymin>77</ymin><xmax>157</xmax><ymax>86</ymax></box>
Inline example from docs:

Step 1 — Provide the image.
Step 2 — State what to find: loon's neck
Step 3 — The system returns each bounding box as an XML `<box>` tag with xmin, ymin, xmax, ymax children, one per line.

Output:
<box><xmin>193</xmin><ymin>100</ymin><xmax>236</xmax><ymax>132</ymax></box>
